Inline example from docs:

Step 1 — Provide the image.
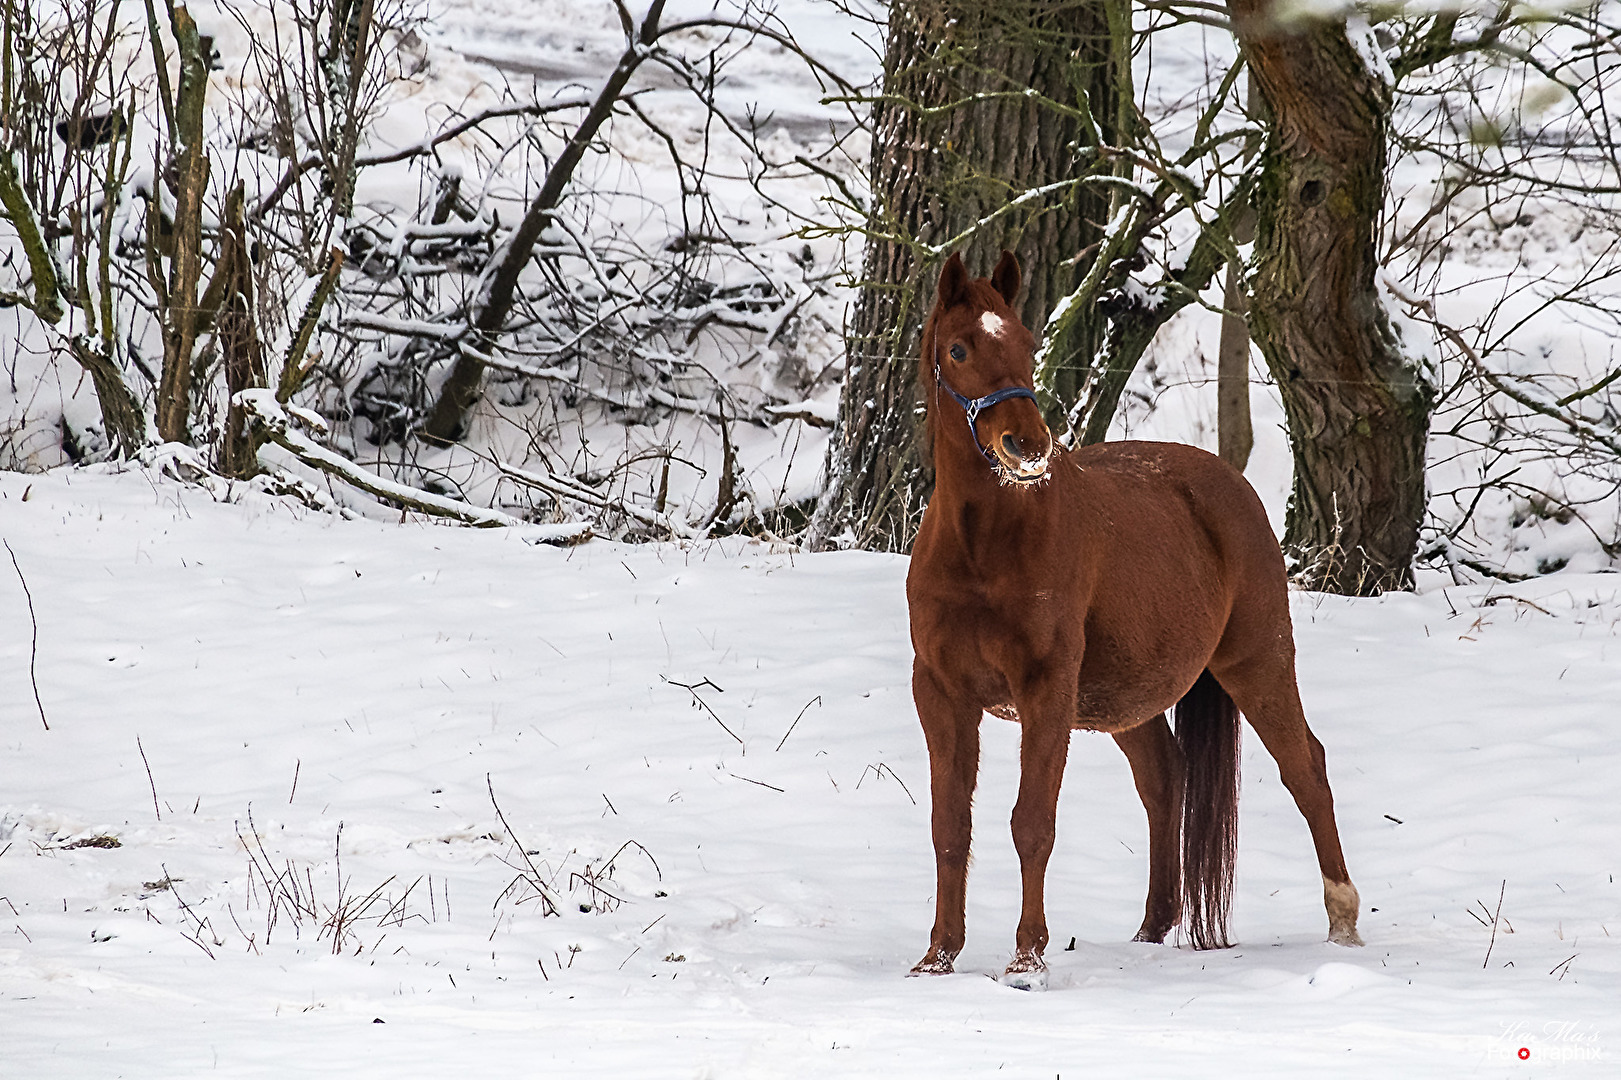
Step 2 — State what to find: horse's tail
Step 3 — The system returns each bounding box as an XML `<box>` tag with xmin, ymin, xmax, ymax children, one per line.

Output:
<box><xmin>1174</xmin><ymin>669</ymin><xmax>1241</xmax><ymax>950</ymax></box>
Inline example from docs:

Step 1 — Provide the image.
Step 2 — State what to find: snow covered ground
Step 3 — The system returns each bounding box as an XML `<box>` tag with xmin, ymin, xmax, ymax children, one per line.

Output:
<box><xmin>2</xmin><ymin>464</ymin><xmax>1617</xmax><ymax>1076</ymax></box>
<box><xmin>3</xmin><ymin>1</ymin><xmax>1621</xmax><ymax>1072</ymax></box>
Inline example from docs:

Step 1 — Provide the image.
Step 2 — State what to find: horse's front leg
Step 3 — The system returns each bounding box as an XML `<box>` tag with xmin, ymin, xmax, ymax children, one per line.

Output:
<box><xmin>910</xmin><ymin>663</ymin><xmax>982</xmax><ymax>976</ymax></box>
<box><xmin>1003</xmin><ymin>677</ymin><xmax>1076</xmax><ymax>990</ymax></box>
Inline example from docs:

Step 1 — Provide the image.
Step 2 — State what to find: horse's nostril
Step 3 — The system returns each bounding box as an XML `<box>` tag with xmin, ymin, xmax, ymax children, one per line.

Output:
<box><xmin>1001</xmin><ymin>434</ymin><xmax>1020</xmax><ymax>460</ymax></box>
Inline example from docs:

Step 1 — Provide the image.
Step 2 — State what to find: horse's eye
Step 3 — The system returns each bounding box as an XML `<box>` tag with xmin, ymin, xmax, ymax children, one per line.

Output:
<box><xmin>949</xmin><ymin>343</ymin><xmax>967</xmax><ymax>361</ymax></box>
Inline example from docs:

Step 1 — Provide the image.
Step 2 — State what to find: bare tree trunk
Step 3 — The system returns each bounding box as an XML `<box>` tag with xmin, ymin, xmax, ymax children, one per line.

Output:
<box><xmin>154</xmin><ymin>4</ymin><xmax>210</xmax><ymax>444</ymax></box>
<box><xmin>1217</xmin><ymin>78</ymin><xmax>1259</xmax><ymax>474</ymax></box>
<box><xmin>1216</xmin><ymin>264</ymin><xmax>1253</xmax><ymax>471</ymax></box>
<box><xmin>810</xmin><ymin>0</ymin><xmax>1122</xmax><ymax>551</ymax></box>
<box><xmin>1230</xmin><ymin>3</ymin><xmax>1432</xmax><ymax>594</ymax></box>
<box><xmin>267</xmin><ymin>0</ymin><xmax>374</xmax><ymax>413</ymax></box>
<box><xmin>216</xmin><ymin>185</ymin><xmax>268</xmax><ymax>477</ymax></box>
<box><xmin>67</xmin><ymin>337</ymin><xmax>148</xmax><ymax>455</ymax></box>
<box><xmin>0</xmin><ymin>0</ymin><xmax>148</xmax><ymax>458</ymax></box>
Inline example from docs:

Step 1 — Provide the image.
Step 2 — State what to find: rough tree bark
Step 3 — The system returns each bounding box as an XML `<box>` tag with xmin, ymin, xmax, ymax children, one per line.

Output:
<box><xmin>1230</xmin><ymin>2</ymin><xmax>1432</xmax><ymax>593</ymax></box>
<box><xmin>809</xmin><ymin>0</ymin><xmax>1123</xmax><ymax>551</ymax></box>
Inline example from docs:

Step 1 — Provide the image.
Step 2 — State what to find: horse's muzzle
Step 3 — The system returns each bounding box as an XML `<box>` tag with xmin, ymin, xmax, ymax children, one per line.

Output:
<box><xmin>997</xmin><ymin>434</ymin><xmax>1051</xmax><ymax>485</ymax></box>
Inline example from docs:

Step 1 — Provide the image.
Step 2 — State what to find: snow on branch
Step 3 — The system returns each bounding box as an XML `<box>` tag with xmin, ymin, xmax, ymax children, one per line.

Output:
<box><xmin>455</xmin><ymin>342</ymin><xmax>580</xmax><ymax>384</ymax></box>
<box><xmin>343</xmin><ymin>313</ymin><xmax>468</xmax><ymax>340</ymax></box>
<box><xmin>238</xmin><ymin>390</ymin><xmax>588</xmax><ymax>539</ymax></box>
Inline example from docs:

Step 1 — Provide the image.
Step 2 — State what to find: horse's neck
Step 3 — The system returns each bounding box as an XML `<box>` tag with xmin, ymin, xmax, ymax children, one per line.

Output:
<box><xmin>928</xmin><ymin>443</ymin><xmax>1062</xmax><ymax>568</ymax></box>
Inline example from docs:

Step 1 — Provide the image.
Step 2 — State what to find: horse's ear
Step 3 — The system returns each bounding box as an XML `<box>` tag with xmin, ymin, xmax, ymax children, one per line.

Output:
<box><xmin>991</xmin><ymin>250</ymin><xmax>1021</xmax><ymax>305</ymax></box>
<box><xmin>937</xmin><ymin>252</ymin><xmax>969</xmax><ymax>308</ymax></box>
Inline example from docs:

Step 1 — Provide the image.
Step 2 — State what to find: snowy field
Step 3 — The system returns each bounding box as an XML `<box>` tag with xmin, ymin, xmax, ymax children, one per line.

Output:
<box><xmin>3</xmin><ymin>0</ymin><xmax>1621</xmax><ymax>1072</ymax></box>
<box><xmin>2</xmin><ymin>464</ymin><xmax>1618</xmax><ymax>1077</ymax></box>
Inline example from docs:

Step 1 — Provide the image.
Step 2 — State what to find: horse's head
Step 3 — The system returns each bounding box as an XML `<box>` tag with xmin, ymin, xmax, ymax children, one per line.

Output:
<box><xmin>923</xmin><ymin>251</ymin><xmax>1053</xmax><ymax>485</ymax></box>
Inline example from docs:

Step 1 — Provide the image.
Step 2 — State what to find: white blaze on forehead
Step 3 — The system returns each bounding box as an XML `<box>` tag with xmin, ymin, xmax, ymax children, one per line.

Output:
<box><xmin>979</xmin><ymin>311</ymin><xmax>1007</xmax><ymax>338</ymax></box>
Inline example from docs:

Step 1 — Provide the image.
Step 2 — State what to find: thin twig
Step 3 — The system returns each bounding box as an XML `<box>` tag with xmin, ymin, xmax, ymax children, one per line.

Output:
<box><xmin>601</xmin><ymin>839</ymin><xmax>661</xmax><ymax>882</ymax></box>
<box><xmin>137</xmin><ymin>735</ymin><xmax>161</xmax><ymax>821</ymax></box>
<box><xmin>729</xmin><ymin>773</ymin><xmax>784</xmax><ymax>793</ymax></box>
<box><xmin>1483</xmin><ymin>880</ymin><xmax>1506</xmax><ymax>968</ymax></box>
<box><xmin>4</xmin><ymin>540</ymin><xmax>47</xmax><ymax>730</ymax></box>
<box><xmin>856</xmin><ymin>762</ymin><xmax>916</xmax><ymax>805</ymax></box>
<box><xmin>662</xmin><ymin>676</ymin><xmax>743</xmax><ymax>748</ymax></box>
<box><xmin>485</xmin><ymin>774</ymin><xmax>560</xmax><ymax>916</ymax></box>
<box><xmin>775</xmin><ymin>695</ymin><xmax>821</xmax><ymax>752</ymax></box>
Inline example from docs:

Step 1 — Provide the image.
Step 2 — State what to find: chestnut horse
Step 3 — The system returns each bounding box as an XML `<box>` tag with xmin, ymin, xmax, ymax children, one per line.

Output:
<box><xmin>906</xmin><ymin>251</ymin><xmax>1362</xmax><ymax>990</ymax></box>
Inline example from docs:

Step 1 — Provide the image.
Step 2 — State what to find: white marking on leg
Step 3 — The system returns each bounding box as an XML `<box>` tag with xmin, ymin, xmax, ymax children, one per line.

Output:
<box><xmin>1001</xmin><ymin>961</ymin><xmax>1049</xmax><ymax>992</ymax></box>
<box><xmin>1323</xmin><ymin>875</ymin><xmax>1364</xmax><ymax>946</ymax></box>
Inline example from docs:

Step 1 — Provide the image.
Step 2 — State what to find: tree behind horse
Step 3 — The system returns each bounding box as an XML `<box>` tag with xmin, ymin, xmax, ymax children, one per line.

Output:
<box><xmin>906</xmin><ymin>251</ymin><xmax>1362</xmax><ymax>990</ymax></box>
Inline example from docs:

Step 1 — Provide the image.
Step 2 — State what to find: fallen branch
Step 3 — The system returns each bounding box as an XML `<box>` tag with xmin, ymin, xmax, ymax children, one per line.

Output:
<box><xmin>495</xmin><ymin>458</ymin><xmax>701</xmax><ymax>539</ymax></box>
<box><xmin>775</xmin><ymin>695</ymin><xmax>821</xmax><ymax>751</ymax></box>
<box><xmin>1416</xmin><ymin>539</ymin><xmax>1533</xmax><ymax>583</ymax></box>
<box><xmin>238</xmin><ymin>389</ymin><xmax>585</xmax><ymax>533</ymax></box>
<box><xmin>856</xmin><ymin>762</ymin><xmax>916</xmax><ymax>804</ymax></box>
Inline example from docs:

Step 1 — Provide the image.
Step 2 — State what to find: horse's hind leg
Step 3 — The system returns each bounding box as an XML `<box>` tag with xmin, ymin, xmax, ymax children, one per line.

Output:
<box><xmin>1113</xmin><ymin>716</ymin><xmax>1185</xmax><ymax>944</ymax></box>
<box><xmin>1213</xmin><ymin>658</ymin><xmax>1364</xmax><ymax>946</ymax></box>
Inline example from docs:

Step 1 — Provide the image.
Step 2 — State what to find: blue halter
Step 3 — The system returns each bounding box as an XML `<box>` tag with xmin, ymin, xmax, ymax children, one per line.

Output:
<box><xmin>933</xmin><ymin>341</ymin><xmax>1040</xmax><ymax>469</ymax></box>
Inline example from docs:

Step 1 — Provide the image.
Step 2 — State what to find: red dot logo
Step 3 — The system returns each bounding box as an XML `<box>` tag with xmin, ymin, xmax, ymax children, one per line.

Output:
<box><xmin>1518</xmin><ymin>1047</ymin><xmax>1531</xmax><ymax>1061</ymax></box>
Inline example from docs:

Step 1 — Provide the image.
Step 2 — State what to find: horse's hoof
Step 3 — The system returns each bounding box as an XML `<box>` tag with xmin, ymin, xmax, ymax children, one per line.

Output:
<box><xmin>910</xmin><ymin>953</ymin><xmax>956</xmax><ymax>976</ymax></box>
<box><xmin>1132</xmin><ymin>925</ymin><xmax>1171</xmax><ymax>945</ymax></box>
<box><xmin>1328</xmin><ymin>925</ymin><xmax>1365</xmax><ymax>947</ymax></box>
<box><xmin>1001</xmin><ymin>966</ymin><xmax>1048</xmax><ymax>992</ymax></box>
<box><xmin>1001</xmin><ymin>953</ymin><xmax>1048</xmax><ymax>991</ymax></box>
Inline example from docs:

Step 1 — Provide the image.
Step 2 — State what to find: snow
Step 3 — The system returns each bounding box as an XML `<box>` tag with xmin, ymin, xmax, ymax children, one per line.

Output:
<box><xmin>3</xmin><ymin>465</ymin><xmax>1619</xmax><ymax>1076</ymax></box>
<box><xmin>1345</xmin><ymin>13</ymin><xmax>1396</xmax><ymax>90</ymax></box>
<box><xmin>341</xmin><ymin>314</ymin><xmax>470</xmax><ymax>341</ymax></box>
<box><xmin>763</xmin><ymin>397</ymin><xmax>837</xmax><ymax>427</ymax></box>
<box><xmin>5</xmin><ymin>1</ymin><xmax>1621</xmax><ymax>1069</ymax></box>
